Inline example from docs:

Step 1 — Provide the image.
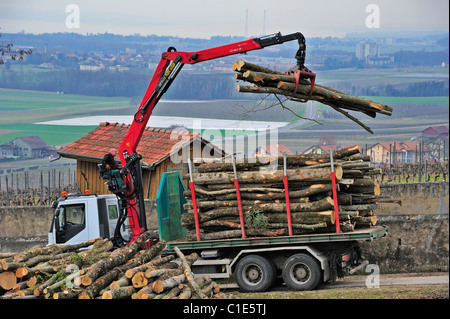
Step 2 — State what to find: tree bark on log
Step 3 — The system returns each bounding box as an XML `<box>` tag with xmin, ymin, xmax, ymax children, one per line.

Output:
<box><xmin>186</xmin><ymin>228</ymin><xmax>288</xmax><ymax>240</ymax></box>
<box><xmin>188</xmin><ymin>166</ymin><xmax>342</xmax><ymax>185</ymax></box>
<box><xmin>152</xmin><ymin>274</ymin><xmax>186</xmax><ymax>294</ymax></box>
<box><xmin>80</xmin><ymin>231</ymin><xmax>152</xmax><ymax>286</ymax></box>
<box><xmin>173</xmin><ymin>247</ymin><xmax>207</xmax><ymax>299</ymax></box>
<box><xmin>102</xmin><ymin>286</ymin><xmax>136</xmax><ymax>299</ymax></box>
<box><xmin>233</xmin><ymin>60</ymin><xmax>281</xmax><ymax>74</ymax></box>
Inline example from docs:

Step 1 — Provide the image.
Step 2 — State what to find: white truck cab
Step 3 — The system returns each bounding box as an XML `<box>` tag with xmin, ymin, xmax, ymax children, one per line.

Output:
<box><xmin>48</xmin><ymin>193</ymin><xmax>130</xmax><ymax>246</ymax></box>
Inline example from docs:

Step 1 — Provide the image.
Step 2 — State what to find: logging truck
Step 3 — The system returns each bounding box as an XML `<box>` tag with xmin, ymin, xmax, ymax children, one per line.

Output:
<box><xmin>47</xmin><ymin>33</ymin><xmax>389</xmax><ymax>292</ymax></box>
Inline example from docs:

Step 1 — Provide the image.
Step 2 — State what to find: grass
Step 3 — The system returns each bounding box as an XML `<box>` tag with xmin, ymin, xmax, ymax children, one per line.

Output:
<box><xmin>0</xmin><ymin>88</ymin><xmax>132</xmax><ymax>145</ymax></box>
<box><xmin>234</xmin><ymin>284</ymin><xmax>449</xmax><ymax>299</ymax></box>
<box><xmin>0</xmin><ymin>123</ymin><xmax>97</xmax><ymax>146</ymax></box>
<box><xmin>0</xmin><ymin>88</ymin><xmax>131</xmax><ymax>123</ymax></box>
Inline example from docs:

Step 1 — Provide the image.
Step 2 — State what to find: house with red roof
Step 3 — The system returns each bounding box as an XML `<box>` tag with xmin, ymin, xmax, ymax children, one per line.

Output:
<box><xmin>254</xmin><ymin>144</ymin><xmax>294</xmax><ymax>157</ymax></box>
<box><xmin>367</xmin><ymin>140</ymin><xmax>430</xmax><ymax>164</ymax></box>
<box><xmin>58</xmin><ymin>122</ymin><xmax>225</xmax><ymax>200</ymax></box>
<box><xmin>421</xmin><ymin>126</ymin><xmax>449</xmax><ymax>138</ymax></box>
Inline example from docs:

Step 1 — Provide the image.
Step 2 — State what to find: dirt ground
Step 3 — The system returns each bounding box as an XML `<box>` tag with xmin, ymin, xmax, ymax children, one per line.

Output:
<box><xmin>226</xmin><ymin>272</ymin><xmax>449</xmax><ymax>299</ymax></box>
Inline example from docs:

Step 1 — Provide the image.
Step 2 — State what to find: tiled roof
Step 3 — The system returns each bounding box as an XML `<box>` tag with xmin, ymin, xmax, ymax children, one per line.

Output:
<box><xmin>58</xmin><ymin>122</ymin><xmax>221</xmax><ymax>166</ymax></box>
<box><xmin>259</xmin><ymin>144</ymin><xmax>294</xmax><ymax>156</ymax></box>
<box><xmin>422</xmin><ymin>126</ymin><xmax>449</xmax><ymax>135</ymax></box>
<box><xmin>371</xmin><ymin>141</ymin><xmax>428</xmax><ymax>152</ymax></box>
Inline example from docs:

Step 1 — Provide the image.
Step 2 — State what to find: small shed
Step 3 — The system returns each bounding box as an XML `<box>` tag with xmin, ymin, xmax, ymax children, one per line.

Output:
<box><xmin>58</xmin><ymin>122</ymin><xmax>225</xmax><ymax>199</ymax></box>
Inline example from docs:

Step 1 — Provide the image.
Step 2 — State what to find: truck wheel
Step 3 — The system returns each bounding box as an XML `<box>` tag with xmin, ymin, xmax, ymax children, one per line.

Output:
<box><xmin>282</xmin><ymin>253</ymin><xmax>321</xmax><ymax>291</ymax></box>
<box><xmin>234</xmin><ymin>254</ymin><xmax>276</xmax><ymax>292</ymax></box>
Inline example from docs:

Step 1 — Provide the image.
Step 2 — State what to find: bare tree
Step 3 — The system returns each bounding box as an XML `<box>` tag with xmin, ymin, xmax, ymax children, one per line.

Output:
<box><xmin>0</xmin><ymin>30</ymin><xmax>33</xmax><ymax>64</ymax></box>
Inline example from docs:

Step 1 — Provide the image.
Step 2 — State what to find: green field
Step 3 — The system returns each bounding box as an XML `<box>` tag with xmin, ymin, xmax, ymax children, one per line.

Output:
<box><xmin>0</xmin><ymin>89</ymin><xmax>132</xmax><ymax>145</ymax></box>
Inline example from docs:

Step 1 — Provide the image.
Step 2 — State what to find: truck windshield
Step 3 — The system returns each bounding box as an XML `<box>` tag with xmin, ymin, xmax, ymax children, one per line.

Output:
<box><xmin>60</xmin><ymin>204</ymin><xmax>85</xmax><ymax>227</ymax></box>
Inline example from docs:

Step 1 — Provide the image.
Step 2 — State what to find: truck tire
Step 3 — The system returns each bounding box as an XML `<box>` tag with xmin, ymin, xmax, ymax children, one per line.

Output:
<box><xmin>282</xmin><ymin>253</ymin><xmax>321</xmax><ymax>291</ymax></box>
<box><xmin>234</xmin><ymin>254</ymin><xmax>276</xmax><ymax>292</ymax></box>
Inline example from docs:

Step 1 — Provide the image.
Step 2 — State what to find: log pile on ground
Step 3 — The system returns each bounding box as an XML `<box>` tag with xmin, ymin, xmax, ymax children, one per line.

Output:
<box><xmin>182</xmin><ymin>144</ymin><xmax>402</xmax><ymax>241</ymax></box>
<box><xmin>233</xmin><ymin>60</ymin><xmax>393</xmax><ymax>134</ymax></box>
<box><xmin>0</xmin><ymin>232</ymin><xmax>227</xmax><ymax>299</ymax></box>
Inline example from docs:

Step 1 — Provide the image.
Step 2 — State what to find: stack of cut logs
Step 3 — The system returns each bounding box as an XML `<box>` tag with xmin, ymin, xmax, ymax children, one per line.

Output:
<box><xmin>233</xmin><ymin>60</ymin><xmax>393</xmax><ymax>134</ymax></box>
<box><xmin>182</xmin><ymin>144</ymin><xmax>401</xmax><ymax>241</ymax></box>
<box><xmin>0</xmin><ymin>232</ymin><xmax>227</xmax><ymax>299</ymax></box>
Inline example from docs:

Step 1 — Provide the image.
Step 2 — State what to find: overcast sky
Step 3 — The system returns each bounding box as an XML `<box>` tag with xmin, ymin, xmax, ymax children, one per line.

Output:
<box><xmin>0</xmin><ymin>0</ymin><xmax>448</xmax><ymax>38</ymax></box>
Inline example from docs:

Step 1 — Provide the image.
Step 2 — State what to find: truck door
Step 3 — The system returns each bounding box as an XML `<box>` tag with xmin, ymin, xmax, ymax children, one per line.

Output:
<box><xmin>105</xmin><ymin>198</ymin><xmax>130</xmax><ymax>242</ymax></box>
<box><xmin>54</xmin><ymin>202</ymin><xmax>88</xmax><ymax>244</ymax></box>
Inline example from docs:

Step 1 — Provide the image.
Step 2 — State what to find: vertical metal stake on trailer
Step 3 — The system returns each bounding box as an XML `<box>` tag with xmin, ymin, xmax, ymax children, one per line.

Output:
<box><xmin>232</xmin><ymin>157</ymin><xmax>246</xmax><ymax>239</ymax></box>
<box><xmin>283</xmin><ymin>153</ymin><xmax>293</xmax><ymax>236</ymax></box>
<box><xmin>330</xmin><ymin>151</ymin><xmax>341</xmax><ymax>233</ymax></box>
<box><xmin>187</xmin><ymin>159</ymin><xmax>201</xmax><ymax>241</ymax></box>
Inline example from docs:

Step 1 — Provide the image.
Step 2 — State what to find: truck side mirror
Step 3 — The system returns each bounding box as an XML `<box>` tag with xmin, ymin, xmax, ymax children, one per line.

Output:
<box><xmin>54</xmin><ymin>216</ymin><xmax>60</xmax><ymax>231</ymax></box>
<box><xmin>54</xmin><ymin>208</ymin><xmax>60</xmax><ymax>231</ymax></box>
<box><xmin>52</xmin><ymin>200</ymin><xmax>58</xmax><ymax>209</ymax></box>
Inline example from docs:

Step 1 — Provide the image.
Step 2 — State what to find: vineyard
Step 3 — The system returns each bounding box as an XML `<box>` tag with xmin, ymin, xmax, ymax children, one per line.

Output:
<box><xmin>377</xmin><ymin>159</ymin><xmax>449</xmax><ymax>183</ymax></box>
<box><xmin>0</xmin><ymin>166</ymin><xmax>78</xmax><ymax>206</ymax></box>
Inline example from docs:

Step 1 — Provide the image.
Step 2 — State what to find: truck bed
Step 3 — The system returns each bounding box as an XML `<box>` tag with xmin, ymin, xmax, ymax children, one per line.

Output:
<box><xmin>167</xmin><ymin>225</ymin><xmax>388</xmax><ymax>251</ymax></box>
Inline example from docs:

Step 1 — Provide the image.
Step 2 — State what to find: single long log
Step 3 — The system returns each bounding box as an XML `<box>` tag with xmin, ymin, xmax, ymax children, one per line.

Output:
<box><xmin>152</xmin><ymin>274</ymin><xmax>186</xmax><ymax>294</ymax></box>
<box><xmin>277</xmin><ymin>81</ymin><xmax>393</xmax><ymax>116</ymax></box>
<box><xmin>12</xmin><ymin>238</ymin><xmax>102</xmax><ymax>263</ymax></box>
<box><xmin>189</xmin><ymin>166</ymin><xmax>342</xmax><ymax>185</ymax></box>
<box><xmin>264</xmin><ymin>211</ymin><xmax>335</xmax><ymax>225</ymax></box>
<box><xmin>233</xmin><ymin>60</ymin><xmax>281</xmax><ymax>75</ymax></box>
<box><xmin>186</xmin><ymin>228</ymin><xmax>287</xmax><ymax>240</ymax></box>
<box><xmin>173</xmin><ymin>247</ymin><xmax>207</xmax><ymax>299</ymax></box>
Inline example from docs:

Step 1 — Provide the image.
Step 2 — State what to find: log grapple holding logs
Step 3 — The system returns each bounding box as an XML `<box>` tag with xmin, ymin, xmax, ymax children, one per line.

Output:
<box><xmin>233</xmin><ymin>60</ymin><xmax>393</xmax><ymax>134</ymax></box>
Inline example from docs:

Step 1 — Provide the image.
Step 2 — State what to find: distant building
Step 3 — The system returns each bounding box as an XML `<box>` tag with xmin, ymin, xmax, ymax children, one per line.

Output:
<box><xmin>367</xmin><ymin>141</ymin><xmax>429</xmax><ymax>164</ymax></box>
<box><xmin>0</xmin><ymin>136</ymin><xmax>57</xmax><ymax>158</ymax></box>
<box><xmin>355</xmin><ymin>42</ymin><xmax>393</xmax><ymax>65</ymax></box>
<box><xmin>421</xmin><ymin>126</ymin><xmax>449</xmax><ymax>139</ymax></box>
<box><xmin>79</xmin><ymin>62</ymin><xmax>105</xmax><ymax>71</ymax></box>
<box><xmin>302</xmin><ymin>144</ymin><xmax>338</xmax><ymax>155</ymax></box>
<box><xmin>254</xmin><ymin>144</ymin><xmax>294</xmax><ymax>157</ymax></box>
<box><xmin>355</xmin><ymin>42</ymin><xmax>380</xmax><ymax>61</ymax></box>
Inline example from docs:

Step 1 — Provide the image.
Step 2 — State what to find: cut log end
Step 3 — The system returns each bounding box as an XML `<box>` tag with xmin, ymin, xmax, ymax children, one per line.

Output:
<box><xmin>102</xmin><ymin>291</ymin><xmax>113</xmax><ymax>299</ymax></box>
<box><xmin>0</xmin><ymin>271</ymin><xmax>17</xmax><ymax>290</ymax></box>
<box><xmin>81</xmin><ymin>275</ymin><xmax>93</xmax><ymax>286</ymax></box>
